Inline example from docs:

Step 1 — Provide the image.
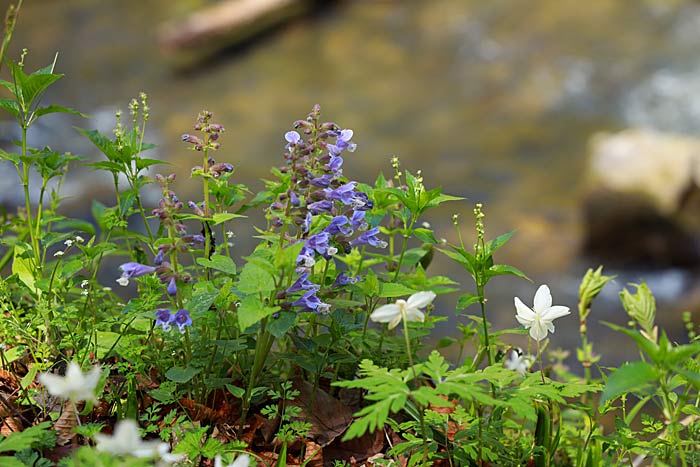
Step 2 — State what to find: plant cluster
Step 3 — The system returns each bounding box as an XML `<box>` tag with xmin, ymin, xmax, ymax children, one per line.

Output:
<box><xmin>1</xmin><ymin>4</ymin><xmax>700</xmax><ymax>466</ymax></box>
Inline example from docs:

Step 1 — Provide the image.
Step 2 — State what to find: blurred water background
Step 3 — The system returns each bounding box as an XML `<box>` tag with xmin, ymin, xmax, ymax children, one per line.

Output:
<box><xmin>3</xmin><ymin>0</ymin><xmax>700</xmax><ymax>364</ymax></box>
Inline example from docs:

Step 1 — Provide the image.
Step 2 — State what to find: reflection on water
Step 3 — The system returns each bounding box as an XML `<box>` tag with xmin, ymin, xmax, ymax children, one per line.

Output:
<box><xmin>5</xmin><ymin>0</ymin><xmax>700</xmax><ymax>357</ymax></box>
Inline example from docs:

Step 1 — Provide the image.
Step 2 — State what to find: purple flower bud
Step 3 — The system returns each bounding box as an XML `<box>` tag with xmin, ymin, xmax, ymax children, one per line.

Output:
<box><xmin>289</xmin><ymin>191</ymin><xmax>300</xmax><ymax>207</ymax></box>
<box><xmin>167</xmin><ymin>277</ymin><xmax>177</xmax><ymax>296</ymax></box>
<box><xmin>302</xmin><ymin>212</ymin><xmax>313</xmax><ymax>234</ymax></box>
<box><xmin>310</xmin><ymin>174</ymin><xmax>334</xmax><ymax>188</ymax></box>
<box><xmin>308</xmin><ymin>200</ymin><xmax>333</xmax><ymax>215</ymax></box>
<box><xmin>292</xmin><ymin>290</ymin><xmax>329</xmax><ymax>314</ymax></box>
<box><xmin>181</xmin><ymin>134</ymin><xmax>202</xmax><ymax>145</ymax></box>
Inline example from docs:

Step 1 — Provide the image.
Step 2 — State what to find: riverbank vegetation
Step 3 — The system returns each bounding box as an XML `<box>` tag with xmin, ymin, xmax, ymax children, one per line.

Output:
<box><xmin>1</xmin><ymin>2</ymin><xmax>699</xmax><ymax>466</ymax></box>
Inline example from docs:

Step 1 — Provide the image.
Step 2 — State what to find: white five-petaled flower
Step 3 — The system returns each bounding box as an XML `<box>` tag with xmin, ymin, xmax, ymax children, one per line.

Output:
<box><xmin>370</xmin><ymin>291</ymin><xmax>436</xmax><ymax>330</ymax></box>
<box><xmin>95</xmin><ymin>419</ymin><xmax>182</xmax><ymax>461</ymax></box>
<box><xmin>38</xmin><ymin>361</ymin><xmax>101</xmax><ymax>403</ymax></box>
<box><xmin>514</xmin><ymin>284</ymin><xmax>570</xmax><ymax>341</ymax></box>
<box><xmin>504</xmin><ymin>349</ymin><xmax>534</xmax><ymax>375</ymax></box>
<box><xmin>214</xmin><ymin>453</ymin><xmax>250</xmax><ymax>467</ymax></box>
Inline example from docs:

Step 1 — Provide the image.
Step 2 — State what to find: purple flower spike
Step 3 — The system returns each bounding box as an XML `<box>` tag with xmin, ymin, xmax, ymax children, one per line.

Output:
<box><xmin>333</xmin><ymin>272</ymin><xmax>360</xmax><ymax>287</ymax></box>
<box><xmin>297</xmin><ymin>246</ymin><xmax>316</xmax><ymax>268</ymax></box>
<box><xmin>326</xmin><ymin>215</ymin><xmax>352</xmax><ymax>236</ymax></box>
<box><xmin>302</xmin><ymin>212</ymin><xmax>313</xmax><ymax>234</ymax></box>
<box><xmin>173</xmin><ymin>309</ymin><xmax>192</xmax><ymax>333</ymax></box>
<box><xmin>306</xmin><ymin>232</ymin><xmax>331</xmax><ymax>256</ymax></box>
<box><xmin>292</xmin><ymin>290</ymin><xmax>329</xmax><ymax>313</ymax></box>
<box><xmin>285</xmin><ymin>131</ymin><xmax>301</xmax><ymax>149</ymax></box>
<box><xmin>287</xmin><ymin>272</ymin><xmax>320</xmax><ymax>294</ymax></box>
<box><xmin>324</xmin><ymin>182</ymin><xmax>357</xmax><ymax>205</ymax></box>
<box><xmin>117</xmin><ymin>262</ymin><xmax>156</xmax><ymax>286</ymax></box>
<box><xmin>350</xmin><ymin>227</ymin><xmax>388</xmax><ymax>249</ymax></box>
<box><xmin>350</xmin><ymin>210</ymin><xmax>367</xmax><ymax>230</ymax></box>
<box><xmin>167</xmin><ymin>277</ymin><xmax>177</xmax><ymax>296</ymax></box>
<box><xmin>155</xmin><ymin>309</ymin><xmax>173</xmax><ymax>332</ymax></box>
<box><xmin>308</xmin><ymin>200</ymin><xmax>333</xmax><ymax>215</ymax></box>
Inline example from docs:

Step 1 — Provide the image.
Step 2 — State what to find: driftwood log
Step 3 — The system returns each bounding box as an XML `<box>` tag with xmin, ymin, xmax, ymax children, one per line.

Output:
<box><xmin>159</xmin><ymin>0</ymin><xmax>311</xmax><ymax>64</ymax></box>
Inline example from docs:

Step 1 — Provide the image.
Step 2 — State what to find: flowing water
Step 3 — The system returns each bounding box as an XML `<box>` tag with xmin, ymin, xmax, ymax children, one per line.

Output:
<box><xmin>4</xmin><ymin>0</ymin><xmax>700</xmax><ymax>360</ymax></box>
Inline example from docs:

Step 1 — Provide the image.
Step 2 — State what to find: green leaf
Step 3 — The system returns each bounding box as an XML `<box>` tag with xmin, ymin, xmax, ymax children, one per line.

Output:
<box><xmin>22</xmin><ymin>72</ymin><xmax>63</xmax><ymax>107</ymax></box>
<box><xmin>602</xmin><ymin>322</ymin><xmax>660</xmax><ymax>364</ymax></box>
<box><xmin>237</xmin><ymin>260</ymin><xmax>275</xmax><ymax>295</ymax></box>
<box><xmin>33</xmin><ymin>104</ymin><xmax>86</xmax><ymax>118</ymax></box>
<box><xmin>620</xmin><ymin>283</ymin><xmax>656</xmax><ymax>336</ymax></box>
<box><xmin>196</xmin><ymin>254</ymin><xmax>236</xmax><ymax>275</ymax></box>
<box><xmin>186</xmin><ymin>282</ymin><xmax>220</xmax><ymax>314</ymax></box>
<box><xmin>484</xmin><ymin>231</ymin><xmax>516</xmax><ymax>255</ymax></box>
<box><xmin>95</xmin><ymin>331</ymin><xmax>121</xmax><ymax>359</ymax></box>
<box><xmin>456</xmin><ymin>293</ymin><xmax>480</xmax><ymax>311</ymax></box>
<box><xmin>0</xmin><ymin>421</ymin><xmax>52</xmax><ymax>453</ymax></box>
<box><xmin>76</xmin><ymin>127</ymin><xmax>120</xmax><ymax>161</ymax></box>
<box><xmin>600</xmin><ymin>361</ymin><xmax>658</xmax><ymax>405</ymax></box>
<box><xmin>237</xmin><ymin>295</ymin><xmax>279</xmax><ymax>332</ymax></box>
<box><xmin>12</xmin><ymin>243</ymin><xmax>37</xmax><ymax>295</ymax></box>
<box><xmin>165</xmin><ymin>366</ymin><xmax>201</xmax><ymax>384</ymax></box>
<box><xmin>212</xmin><ymin>212</ymin><xmax>244</xmax><ymax>225</ymax></box>
<box><xmin>486</xmin><ymin>264</ymin><xmax>529</xmax><ymax>280</ymax></box>
<box><xmin>379</xmin><ymin>282</ymin><xmax>417</xmax><ymax>298</ymax></box>
<box><xmin>267</xmin><ymin>312</ymin><xmax>297</xmax><ymax>338</ymax></box>
<box><xmin>0</xmin><ymin>98</ymin><xmax>19</xmax><ymax>117</ymax></box>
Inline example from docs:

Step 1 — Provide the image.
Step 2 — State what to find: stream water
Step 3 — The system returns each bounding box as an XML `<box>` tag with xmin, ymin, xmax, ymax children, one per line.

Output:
<box><xmin>4</xmin><ymin>0</ymin><xmax>700</xmax><ymax>362</ymax></box>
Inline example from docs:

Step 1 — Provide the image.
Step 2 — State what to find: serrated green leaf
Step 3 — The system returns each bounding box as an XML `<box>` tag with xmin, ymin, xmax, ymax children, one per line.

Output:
<box><xmin>0</xmin><ymin>98</ymin><xmax>19</xmax><ymax>117</ymax></box>
<box><xmin>456</xmin><ymin>293</ymin><xmax>480</xmax><ymax>311</ymax></box>
<box><xmin>197</xmin><ymin>254</ymin><xmax>236</xmax><ymax>275</ymax></box>
<box><xmin>601</xmin><ymin>361</ymin><xmax>658</xmax><ymax>405</ymax></box>
<box><xmin>237</xmin><ymin>295</ymin><xmax>279</xmax><ymax>332</ymax></box>
<box><xmin>212</xmin><ymin>212</ymin><xmax>244</xmax><ymax>225</ymax></box>
<box><xmin>33</xmin><ymin>104</ymin><xmax>86</xmax><ymax>118</ymax></box>
<box><xmin>237</xmin><ymin>260</ymin><xmax>275</xmax><ymax>295</ymax></box>
<box><xmin>12</xmin><ymin>243</ymin><xmax>37</xmax><ymax>295</ymax></box>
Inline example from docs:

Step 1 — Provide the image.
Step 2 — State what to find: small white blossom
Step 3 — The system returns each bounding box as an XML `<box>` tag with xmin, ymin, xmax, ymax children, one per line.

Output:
<box><xmin>75</xmin><ymin>235</ymin><xmax>85</xmax><ymax>243</ymax></box>
<box><xmin>226</xmin><ymin>231</ymin><xmax>234</xmax><ymax>239</ymax></box>
<box><xmin>370</xmin><ymin>291</ymin><xmax>436</xmax><ymax>330</ymax></box>
<box><xmin>214</xmin><ymin>454</ymin><xmax>250</xmax><ymax>467</ymax></box>
<box><xmin>64</xmin><ymin>239</ymin><xmax>73</xmax><ymax>247</ymax></box>
<box><xmin>53</xmin><ymin>250</ymin><xmax>64</xmax><ymax>257</ymax></box>
<box><xmin>504</xmin><ymin>349</ymin><xmax>534</xmax><ymax>375</ymax></box>
<box><xmin>80</xmin><ymin>280</ymin><xmax>89</xmax><ymax>288</ymax></box>
<box><xmin>116</xmin><ymin>277</ymin><xmax>129</xmax><ymax>287</ymax></box>
<box><xmin>95</xmin><ymin>419</ymin><xmax>181</xmax><ymax>462</ymax></box>
<box><xmin>514</xmin><ymin>285</ymin><xmax>570</xmax><ymax>341</ymax></box>
<box><xmin>421</xmin><ymin>221</ymin><xmax>431</xmax><ymax>229</ymax></box>
<box><xmin>38</xmin><ymin>361</ymin><xmax>101</xmax><ymax>402</ymax></box>
<box><xmin>81</xmin><ymin>289</ymin><xmax>89</xmax><ymax>296</ymax></box>
<box><xmin>327</xmin><ymin>246</ymin><xmax>338</xmax><ymax>256</ymax></box>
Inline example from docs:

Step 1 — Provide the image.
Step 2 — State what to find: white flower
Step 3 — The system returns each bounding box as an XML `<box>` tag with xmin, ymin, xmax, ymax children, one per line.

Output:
<box><xmin>95</xmin><ymin>419</ymin><xmax>171</xmax><ymax>459</ymax></box>
<box><xmin>38</xmin><ymin>361</ymin><xmax>101</xmax><ymax>402</ymax></box>
<box><xmin>54</xmin><ymin>250</ymin><xmax>64</xmax><ymax>257</ymax></box>
<box><xmin>75</xmin><ymin>235</ymin><xmax>85</xmax><ymax>243</ymax></box>
<box><xmin>514</xmin><ymin>285</ymin><xmax>570</xmax><ymax>341</ymax></box>
<box><xmin>80</xmin><ymin>280</ymin><xmax>89</xmax><ymax>288</ymax></box>
<box><xmin>504</xmin><ymin>349</ymin><xmax>534</xmax><ymax>375</ymax></box>
<box><xmin>64</xmin><ymin>239</ymin><xmax>73</xmax><ymax>247</ymax></box>
<box><xmin>370</xmin><ymin>291</ymin><xmax>436</xmax><ymax>330</ymax></box>
<box><xmin>116</xmin><ymin>276</ymin><xmax>130</xmax><ymax>286</ymax></box>
<box><xmin>214</xmin><ymin>454</ymin><xmax>250</xmax><ymax>467</ymax></box>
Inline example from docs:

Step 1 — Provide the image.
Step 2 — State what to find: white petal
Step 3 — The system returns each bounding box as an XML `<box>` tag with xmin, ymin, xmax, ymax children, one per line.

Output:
<box><xmin>404</xmin><ymin>308</ymin><xmax>425</xmax><ymax>323</ymax></box>
<box><xmin>533</xmin><ymin>285</ymin><xmax>552</xmax><ymax>312</ymax></box>
<box><xmin>540</xmin><ymin>305</ymin><xmax>570</xmax><ymax>321</ymax></box>
<box><xmin>370</xmin><ymin>304</ymin><xmax>401</xmax><ymax>323</ymax></box>
<box><xmin>38</xmin><ymin>372</ymin><xmax>69</xmax><ymax>398</ymax></box>
<box><xmin>231</xmin><ymin>454</ymin><xmax>251</xmax><ymax>467</ymax></box>
<box><xmin>388</xmin><ymin>313</ymin><xmax>403</xmax><ymax>330</ymax></box>
<box><xmin>406</xmin><ymin>291</ymin><xmax>436</xmax><ymax>310</ymax></box>
<box><xmin>529</xmin><ymin>320</ymin><xmax>548</xmax><ymax>341</ymax></box>
<box><xmin>514</xmin><ymin>297</ymin><xmax>535</xmax><ymax>325</ymax></box>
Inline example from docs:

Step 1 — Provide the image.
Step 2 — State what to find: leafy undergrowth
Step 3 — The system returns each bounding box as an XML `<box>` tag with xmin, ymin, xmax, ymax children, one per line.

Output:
<box><xmin>1</xmin><ymin>2</ymin><xmax>700</xmax><ymax>466</ymax></box>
